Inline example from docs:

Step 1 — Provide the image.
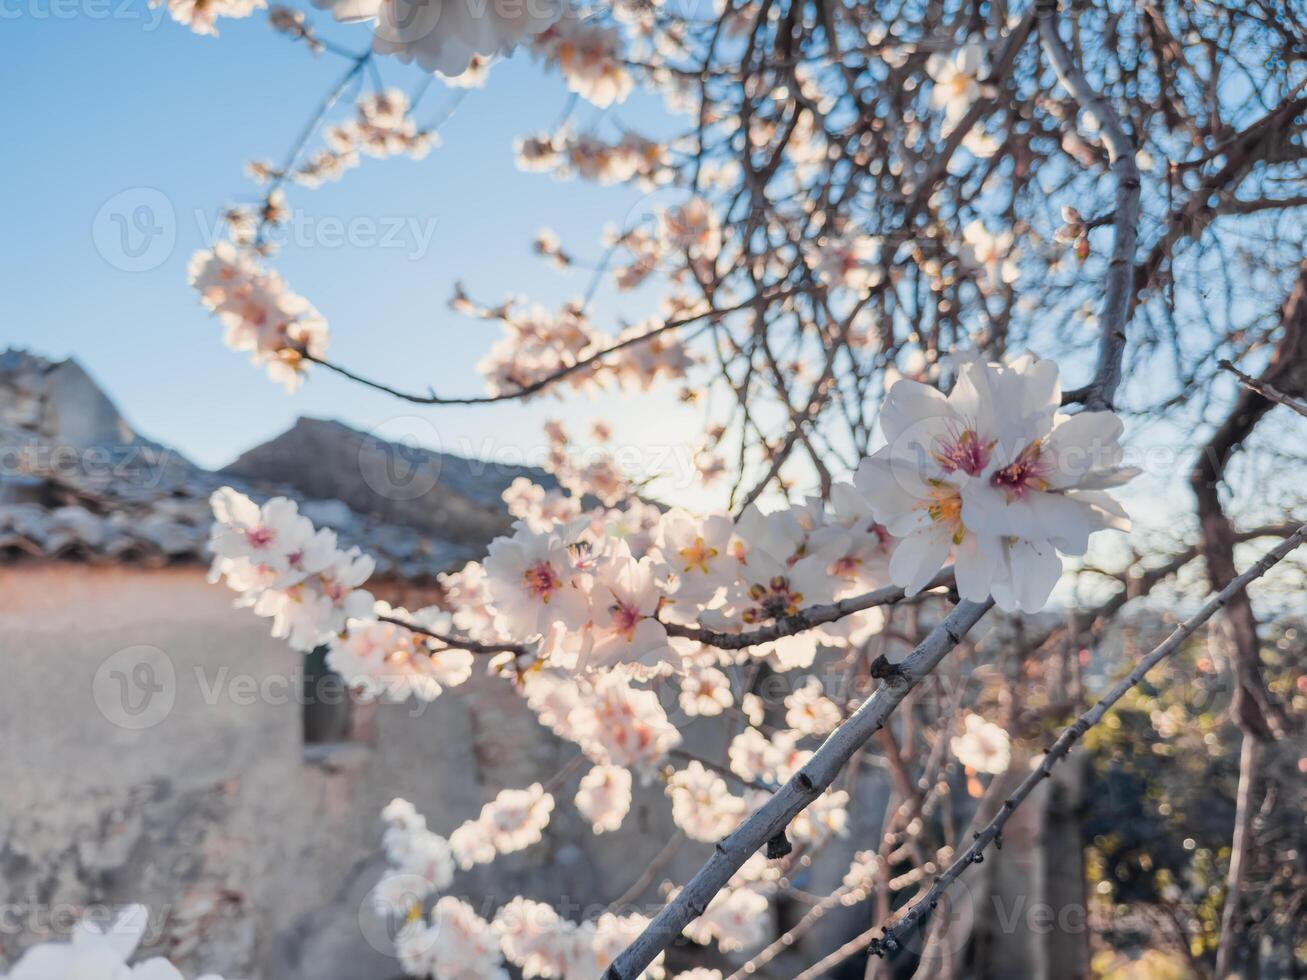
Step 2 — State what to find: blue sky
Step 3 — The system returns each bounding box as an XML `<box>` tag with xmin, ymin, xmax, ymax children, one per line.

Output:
<box><xmin>3</xmin><ymin>9</ymin><xmax>1294</xmax><ymax>551</ymax></box>
<box><xmin>0</xmin><ymin>6</ymin><xmax>714</xmax><ymax>501</ymax></box>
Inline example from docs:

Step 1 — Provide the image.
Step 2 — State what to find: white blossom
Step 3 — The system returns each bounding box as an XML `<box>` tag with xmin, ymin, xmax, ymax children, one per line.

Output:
<box><xmin>951</xmin><ymin>712</ymin><xmax>1011</xmax><ymax>774</ymax></box>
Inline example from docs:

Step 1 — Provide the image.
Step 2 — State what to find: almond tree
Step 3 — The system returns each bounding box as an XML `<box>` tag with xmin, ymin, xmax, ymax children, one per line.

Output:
<box><xmin>163</xmin><ymin>0</ymin><xmax>1307</xmax><ymax>975</ymax></box>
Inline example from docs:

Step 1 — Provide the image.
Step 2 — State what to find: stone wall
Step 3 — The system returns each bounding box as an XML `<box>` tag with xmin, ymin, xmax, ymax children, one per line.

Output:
<box><xmin>0</xmin><ymin>563</ymin><xmax>709</xmax><ymax>978</ymax></box>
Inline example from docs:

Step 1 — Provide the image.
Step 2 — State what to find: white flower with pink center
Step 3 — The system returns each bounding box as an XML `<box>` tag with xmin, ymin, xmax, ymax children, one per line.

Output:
<box><xmin>784</xmin><ymin>676</ymin><xmax>842</xmax><ymax>735</ymax></box>
<box><xmin>649</xmin><ymin>509</ymin><xmax>735</xmax><ymax>620</ymax></box>
<box><xmin>484</xmin><ymin>520</ymin><xmax>592</xmax><ymax>639</ymax></box>
<box><xmin>678</xmin><ymin>666</ymin><xmax>734</xmax><ymax>717</ymax></box>
<box><xmin>856</xmin><ymin>354</ymin><xmax>1134</xmax><ymax>612</ymax></box>
<box><xmin>701</xmin><ymin>505</ymin><xmax>835</xmax><ymax>668</ymax></box>
<box><xmin>666</xmin><ymin>761</ymin><xmax>748</xmax><ymax>842</ymax></box>
<box><xmin>582</xmin><ymin>540</ymin><xmax>672</xmax><ymax>676</ymax></box>
<box><xmin>927</xmin><ymin>43</ymin><xmax>986</xmax><ymax>125</ymax></box>
<box><xmin>209</xmin><ymin>489</ymin><xmax>314</xmax><ymax>575</ymax></box>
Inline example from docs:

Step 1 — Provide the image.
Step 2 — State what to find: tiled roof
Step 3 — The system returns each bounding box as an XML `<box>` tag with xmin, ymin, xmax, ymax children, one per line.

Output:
<box><xmin>0</xmin><ymin>349</ymin><xmax>533</xmax><ymax>581</ymax></box>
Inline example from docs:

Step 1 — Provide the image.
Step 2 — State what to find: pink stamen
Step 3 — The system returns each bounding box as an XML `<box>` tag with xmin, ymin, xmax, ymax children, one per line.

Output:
<box><xmin>933</xmin><ymin>427</ymin><xmax>993</xmax><ymax>477</ymax></box>
<box><xmin>523</xmin><ymin>560</ymin><xmax>562</xmax><ymax>601</ymax></box>
<box><xmin>610</xmin><ymin>600</ymin><xmax>642</xmax><ymax>640</ymax></box>
<box><xmin>245</xmin><ymin>527</ymin><xmax>275</xmax><ymax>550</ymax></box>
<box><xmin>990</xmin><ymin>440</ymin><xmax>1049</xmax><ymax>500</ymax></box>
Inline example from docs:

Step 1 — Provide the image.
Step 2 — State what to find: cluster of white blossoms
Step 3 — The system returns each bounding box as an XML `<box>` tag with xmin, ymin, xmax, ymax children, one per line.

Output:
<box><xmin>376</xmin><ymin>803</ymin><xmax>669</xmax><ymax>980</ymax></box>
<box><xmin>396</xmin><ymin>896</ymin><xmax>508</xmax><ymax>980</ymax></box>
<box><xmin>470</xmin><ymin>296</ymin><xmax>693</xmax><ymax>401</ymax></box>
<box><xmin>328</xmin><ymin>89</ymin><xmax>437</xmax><ymax>160</ymax></box>
<box><xmin>530</xmin><ymin>16</ymin><xmax>634</xmax><ymax>107</ymax></box>
<box><xmin>513</xmin><ymin>128</ymin><xmax>672</xmax><ymax>187</ymax></box>
<box><xmin>188</xmin><ymin>243</ymin><xmax>328</xmax><ymax>390</ymax></box>
<box><xmin>295</xmin><ymin>89</ymin><xmax>438</xmax><ymax>187</ymax></box>
<box><xmin>0</xmin><ymin>905</ymin><xmax>226</xmax><ymax>980</ymax></box>
<box><xmin>207</xmin><ymin>349</ymin><xmax>1131</xmax><ymax>749</ymax></box>
<box><xmin>493</xmin><ymin>902</ymin><xmax>663</xmax><ymax>979</ymax></box>
<box><xmin>951</xmin><ymin>711</ymin><xmax>1012</xmax><ymax>775</ymax></box>
<box><xmin>523</xmin><ymin>669</ymin><xmax>681</xmax><ymax>769</ymax></box>
<box><xmin>329</xmin><ymin>604</ymin><xmax>474</xmax><ymax>702</ymax></box>
<box><xmin>208</xmin><ymin>488</ymin><xmax>375</xmax><ymax>652</ymax></box>
<box><xmin>312</xmin><ymin>0</ymin><xmax>562</xmax><ymax>78</ymax></box>
<box><xmin>450</xmin><ymin>783</ymin><xmax>556</xmax><ymax>868</ymax></box>
<box><xmin>377</xmin><ymin>812</ymin><xmax>784</xmax><ymax>978</ymax></box>
<box><xmin>204</xmin><ymin>351</ymin><xmax>1132</xmax><ymax>978</ymax></box>
<box><xmin>476</xmin><ymin>301</ymin><xmax>607</xmax><ymax>399</ymax></box>
<box><xmin>151</xmin><ymin>0</ymin><xmax>262</xmax><ymax>36</ymax></box>
<box><xmin>238</xmin><ymin>90</ymin><xmax>438</xmax><ymax>192</ymax></box>
<box><xmin>374</xmin><ymin>798</ymin><xmax>457</xmax><ymax>915</ymax></box>
<box><xmin>855</xmin><ymin>352</ymin><xmax>1134</xmax><ymax>612</ymax></box>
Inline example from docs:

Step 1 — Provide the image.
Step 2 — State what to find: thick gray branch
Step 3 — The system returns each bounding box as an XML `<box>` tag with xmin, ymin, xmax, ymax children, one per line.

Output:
<box><xmin>1039</xmin><ymin>0</ymin><xmax>1140</xmax><ymax>411</ymax></box>
<box><xmin>603</xmin><ymin>598</ymin><xmax>994</xmax><ymax>979</ymax></box>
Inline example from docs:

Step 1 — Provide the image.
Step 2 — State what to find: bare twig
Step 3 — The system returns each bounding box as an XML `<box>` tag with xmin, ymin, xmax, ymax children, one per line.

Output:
<box><xmin>856</xmin><ymin>524</ymin><xmax>1307</xmax><ymax>961</ymax></box>
<box><xmin>662</xmin><ymin>568</ymin><xmax>955</xmax><ymax>650</ymax></box>
<box><xmin>1218</xmin><ymin>359</ymin><xmax>1307</xmax><ymax>419</ymax></box>
<box><xmin>306</xmin><ymin>288</ymin><xmax>797</xmax><ymax>405</ymax></box>
<box><xmin>376</xmin><ymin>613</ymin><xmax>529</xmax><ymax>657</ymax></box>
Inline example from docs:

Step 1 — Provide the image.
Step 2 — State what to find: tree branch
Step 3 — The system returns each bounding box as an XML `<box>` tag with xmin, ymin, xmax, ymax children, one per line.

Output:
<box><xmin>662</xmin><ymin>568</ymin><xmax>955</xmax><ymax>650</ymax></box>
<box><xmin>603</xmin><ymin>598</ymin><xmax>994</xmax><ymax>979</ymax></box>
<box><xmin>858</xmin><ymin>524</ymin><xmax>1307</xmax><ymax>961</ymax></box>
<box><xmin>305</xmin><ymin>288</ymin><xmax>797</xmax><ymax>405</ymax></box>
<box><xmin>376</xmin><ymin>613</ymin><xmax>528</xmax><ymax>656</ymax></box>
<box><xmin>1218</xmin><ymin>358</ymin><xmax>1307</xmax><ymax>420</ymax></box>
<box><xmin>1038</xmin><ymin>0</ymin><xmax>1140</xmax><ymax>411</ymax></box>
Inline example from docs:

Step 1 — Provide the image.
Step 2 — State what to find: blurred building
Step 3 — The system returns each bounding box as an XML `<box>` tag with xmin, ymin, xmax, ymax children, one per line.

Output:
<box><xmin>0</xmin><ymin>349</ymin><xmax>1093</xmax><ymax>979</ymax></box>
<box><xmin>0</xmin><ymin>349</ymin><xmax>706</xmax><ymax>978</ymax></box>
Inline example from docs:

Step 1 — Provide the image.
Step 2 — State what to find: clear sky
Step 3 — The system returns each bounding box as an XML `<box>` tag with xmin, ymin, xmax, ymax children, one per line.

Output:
<box><xmin>3</xmin><ymin>9</ymin><xmax>1291</xmax><ymax>556</ymax></box>
<box><xmin>0</xmin><ymin>6</ymin><xmax>714</xmax><ymax>502</ymax></box>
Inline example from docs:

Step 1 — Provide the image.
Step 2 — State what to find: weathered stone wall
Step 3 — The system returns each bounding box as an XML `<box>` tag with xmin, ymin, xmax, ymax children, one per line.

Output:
<box><xmin>0</xmin><ymin>563</ymin><xmax>708</xmax><ymax>978</ymax></box>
